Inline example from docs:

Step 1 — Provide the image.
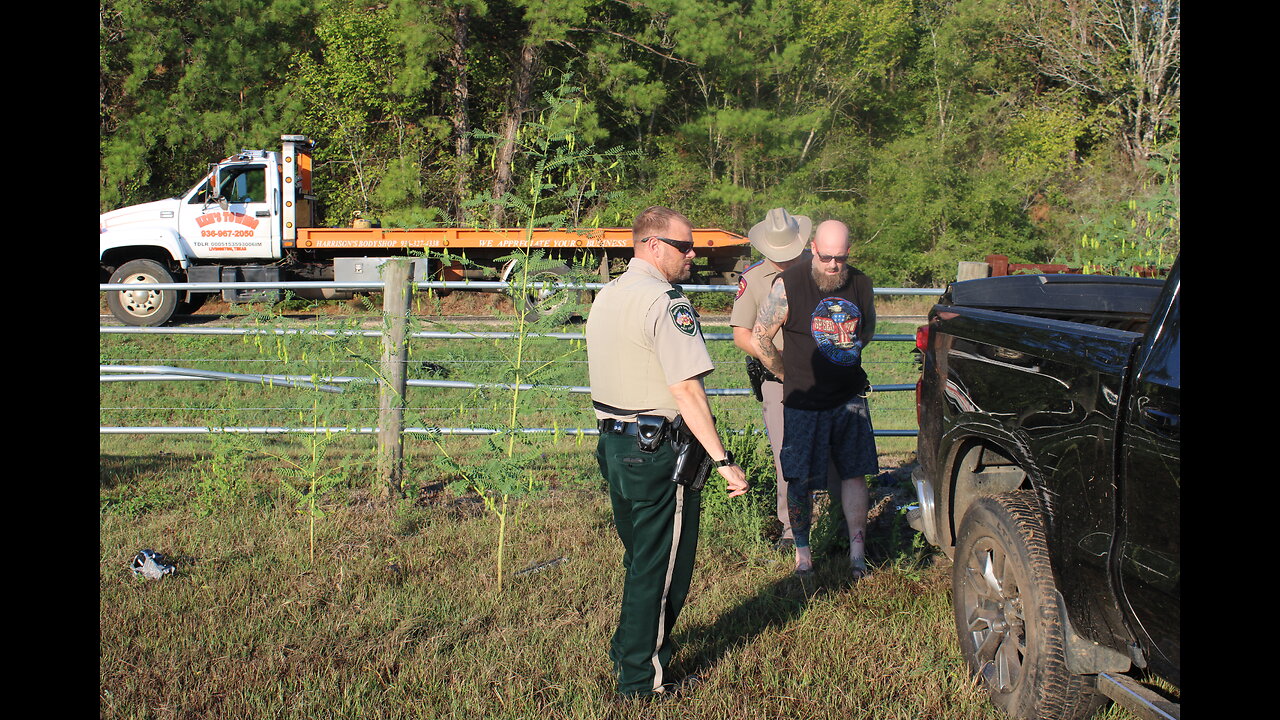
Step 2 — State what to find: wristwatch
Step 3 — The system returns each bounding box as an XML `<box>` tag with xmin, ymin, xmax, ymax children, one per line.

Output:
<box><xmin>713</xmin><ymin>451</ymin><xmax>734</xmax><ymax>468</ymax></box>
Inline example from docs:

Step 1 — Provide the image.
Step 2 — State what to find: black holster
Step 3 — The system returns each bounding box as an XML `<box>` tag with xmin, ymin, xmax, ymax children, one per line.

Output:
<box><xmin>668</xmin><ymin>416</ymin><xmax>713</xmax><ymax>491</ymax></box>
<box><xmin>634</xmin><ymin>414</ymin><xmax>668</xmax><ymax>452</ymax></box>
<box><xmin>745</xmin><ymin>356</ymin><xmax>780</xmax><ymax>402</ymax></box>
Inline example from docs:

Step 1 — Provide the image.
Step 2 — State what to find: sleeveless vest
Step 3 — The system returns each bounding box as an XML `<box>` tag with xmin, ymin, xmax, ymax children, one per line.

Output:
<box><xmin>778</xmin><ymin>262</ymin><xmax>873</xmax><ymax>410</ymax></box>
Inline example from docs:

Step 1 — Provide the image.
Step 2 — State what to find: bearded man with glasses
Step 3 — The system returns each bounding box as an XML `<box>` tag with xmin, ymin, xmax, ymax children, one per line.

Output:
<box><xmin>751</xmin><ymin>219</ymin><xmax>877</xmax><ymax>579</ymax></box>
<box><xmin>731</xmin><ymin>208</ymin><xmax>848</xmax><ymax>555</ymax></box>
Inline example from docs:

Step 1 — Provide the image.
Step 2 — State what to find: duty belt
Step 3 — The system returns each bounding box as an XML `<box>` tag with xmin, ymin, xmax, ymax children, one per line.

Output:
<box><xmin>597</xmin><ymin>418</ymin><xmax>641</xmax><ymax>435</ymax></box>
<box><xmin>593</xmin><ymin>399</ymin><xmax>657</xmax><ymax>435</ymax></box>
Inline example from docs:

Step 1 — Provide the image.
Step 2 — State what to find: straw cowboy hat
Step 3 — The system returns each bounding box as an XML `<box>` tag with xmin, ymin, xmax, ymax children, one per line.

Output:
<box><xmin>748</xmin><ymin>208</ymin><xmax>811</xmax><ymax>263</ymax></box>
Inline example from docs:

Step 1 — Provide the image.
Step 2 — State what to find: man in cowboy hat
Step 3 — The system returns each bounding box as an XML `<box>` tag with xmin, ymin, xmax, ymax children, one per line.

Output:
<box><xmin>730</xmin><ymin>208</ymin><xmax>846</xmax><ymax>553</ymax></box>
<box><xmin>752</xmin><ymin>219</ymin><xmax>876</xmax><ymax>579</ymax></box>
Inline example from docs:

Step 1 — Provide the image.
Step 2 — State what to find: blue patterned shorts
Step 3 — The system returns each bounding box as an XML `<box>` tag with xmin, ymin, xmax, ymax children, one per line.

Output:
<box><xmin>780</xmin><ymin>395</ymin><xmax>877</xmax><ymax>486</ymax></box>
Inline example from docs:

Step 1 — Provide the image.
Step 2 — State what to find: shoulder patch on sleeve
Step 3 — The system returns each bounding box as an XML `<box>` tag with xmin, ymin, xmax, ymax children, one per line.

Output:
<box><xmin>735</xmin><ymin>274</ymin><xmax>748</xmax><ymax>299</ymax></box>
<box><xmin>669</xmin><ymin>302</ymin><xmax>699</xmax><ymax>336</ymax></box>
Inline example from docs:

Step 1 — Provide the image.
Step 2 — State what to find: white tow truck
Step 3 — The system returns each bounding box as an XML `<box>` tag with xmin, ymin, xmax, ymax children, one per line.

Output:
<box><xmin>100</xmin><ymin>134</ymin><xmax>751</xmax><ymax>325</ymax></box>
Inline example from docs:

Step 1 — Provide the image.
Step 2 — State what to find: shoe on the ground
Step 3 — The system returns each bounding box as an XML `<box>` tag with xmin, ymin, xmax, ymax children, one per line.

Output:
<box><xmin>658</xmin><ymin>674</ymin><xmax>702</xmax><ymax>697</ymax></box>
<box><xmin>615</xmin><ymin>675</ymin><xmax>702</xmax><ymax>704</ymax></box>
<box><xmin>131</xmin><ymin>549</ymin><xmax>176</xmax><ymax>579</ymax></box>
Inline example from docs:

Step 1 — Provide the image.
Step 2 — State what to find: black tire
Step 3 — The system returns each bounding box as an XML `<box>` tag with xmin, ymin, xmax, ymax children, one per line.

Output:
<box><xmin>106</xmin><ymin>259</ymin><xmax>179</xmax><ymax>327</ymax></box>
<box><xmin>501</xmin><ymin>260</ymin><xmax>575</xmax><ymax>322</ymax></box>
<box><xmin>952</xmin><ymin>491</ymin><xmax>1106</xmax><ymax>720</ymax></box>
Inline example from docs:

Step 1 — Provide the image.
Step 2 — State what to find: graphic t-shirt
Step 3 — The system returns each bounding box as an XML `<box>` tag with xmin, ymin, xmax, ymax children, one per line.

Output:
<box><xmin>778</xmin><ymin>262</ymin><xmax>875</xmax><ymax>410</ymax></box>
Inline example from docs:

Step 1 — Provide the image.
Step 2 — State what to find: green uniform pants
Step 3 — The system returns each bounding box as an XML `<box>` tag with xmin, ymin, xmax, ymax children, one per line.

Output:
<box><xmin>596</xmin><ymin>431</ymin><xmax>702</xmax><ymax>697</ymax></box>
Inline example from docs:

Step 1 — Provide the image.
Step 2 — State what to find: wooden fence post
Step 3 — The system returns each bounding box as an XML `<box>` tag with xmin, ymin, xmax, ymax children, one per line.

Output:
<box><xmin>377</xmin><ymin>258</ymin><xmax>412</xmax><ymax>500</ymax></box>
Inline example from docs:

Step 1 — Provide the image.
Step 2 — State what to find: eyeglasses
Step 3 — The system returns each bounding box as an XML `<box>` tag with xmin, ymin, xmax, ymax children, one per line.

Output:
<box><xmin>814</xmin><ymin>251</ymin><xmax>848</xmax><ymax>263</ymax></box>
<box><xmin>646</xmin><ymin>236</ymin><xmax>695</xmax><ymax>255</ymax></box>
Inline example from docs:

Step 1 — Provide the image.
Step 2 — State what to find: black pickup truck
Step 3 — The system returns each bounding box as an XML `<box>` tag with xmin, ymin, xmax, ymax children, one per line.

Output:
<box><xmin>910</xmin><ymin>258</ymin><xmax>1180</xmax><ymax>720</ymax></box>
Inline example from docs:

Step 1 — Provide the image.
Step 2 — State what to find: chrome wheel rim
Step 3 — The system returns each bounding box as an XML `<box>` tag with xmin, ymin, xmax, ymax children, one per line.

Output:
<box><xmin>119</xmin><ymin>272</ymin><xmax>164</xmax><ymax>318</ymax></box>
<box><xmin>960</xmin><ymin>538</ymin><xmax>1027</xmax><ymax>693</ymax></box>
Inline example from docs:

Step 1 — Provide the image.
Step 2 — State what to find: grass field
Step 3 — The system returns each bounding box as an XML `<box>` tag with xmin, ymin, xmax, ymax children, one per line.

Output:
<box><xmin>99</xmin><ymin>292</ymin><xmax>1154</xmax><ymax>719</ymax></box>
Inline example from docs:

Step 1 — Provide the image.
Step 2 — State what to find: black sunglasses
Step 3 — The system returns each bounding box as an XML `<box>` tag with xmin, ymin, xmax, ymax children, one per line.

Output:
<box><xmin>646</xmin><ymin>236</ymin><xmax>695</xmax><ymax>254</ymax></box>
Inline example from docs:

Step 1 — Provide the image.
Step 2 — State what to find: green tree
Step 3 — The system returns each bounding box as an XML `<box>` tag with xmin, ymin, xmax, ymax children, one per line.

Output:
<box><xmin>479</xmin><ymin>0</ymin><xmax>592</xmax><ymax>226</ymax></box>
<box><xmin>1072</xmin><ymin>116</ymin><xmax>1178</xmax><ymax>275</ymax></box>
<box><xmin>813</xmin><ymin>0</ymin><xmax>1047</xmax><ymax>285</ymax></box>
<box><xmin>99</xmin><ymin>0</ymin><xmax>1178</xmax><ymax>286</ymax></box>
<box><xmin>100</xmin><ymin>0</ymin><xmax>319</xmax><ymax>212</ymax></box>
<box><xmin>1011</xmin><ymin>0</ymin><xmax>1180</xmax><ymax>169</ymax></box>
<box><xmin>288</xmin><ymin>0</ymin><xmax>455</xmax><ymax>228</ymax></box>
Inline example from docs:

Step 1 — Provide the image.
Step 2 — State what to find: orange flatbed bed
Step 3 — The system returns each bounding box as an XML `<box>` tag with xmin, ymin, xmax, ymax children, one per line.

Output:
<box><xmin>293</xmin><ymin>227</ymin><xmax>748</xmax><ymax>251</ymax></box>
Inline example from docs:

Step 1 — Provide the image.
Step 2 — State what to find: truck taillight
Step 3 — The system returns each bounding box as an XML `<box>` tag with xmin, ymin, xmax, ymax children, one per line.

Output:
<box><xmin>915</xmin><ymin>324</ymin><xmax>929</xmax><ymax>351</ymax></box>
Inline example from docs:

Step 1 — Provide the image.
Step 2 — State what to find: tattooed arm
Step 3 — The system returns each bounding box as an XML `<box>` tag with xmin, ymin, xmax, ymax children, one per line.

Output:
<box><xmin>752</xmin><ymin>278</ymin><xmax>789</xmax><ymax>380</ymax></box>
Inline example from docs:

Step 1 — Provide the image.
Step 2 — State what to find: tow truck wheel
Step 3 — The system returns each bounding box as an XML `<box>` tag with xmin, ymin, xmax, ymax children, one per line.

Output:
<box><xmin>952</xmin><ymin>491</ymin><xmax>1106</xmax><ymax>720</ymax></box>
<box><xmin>500</xmin><ymin>259</ymin><xmax>576</xmax><ymax>322</ymax></box>
<box><xmin>106</xmin><ymin>259</ymin><xmax>179</xmax><ymax>327</ymax></box>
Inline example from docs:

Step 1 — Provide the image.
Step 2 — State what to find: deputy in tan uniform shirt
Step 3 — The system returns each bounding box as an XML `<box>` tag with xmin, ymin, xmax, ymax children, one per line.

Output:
<box><xmin>588</xmin><ymin>257</ymin><xmax>713</xmax><ymax>423</ymax></box>
<box><xmin>586</xmin><ymin>205</ymin><xmax>747</xmax><ymax>700</ymax></box>
<box><xmin>731</xmin><ymin>208</ymin><xmax>845</xmax><ymax>551</ymax></box>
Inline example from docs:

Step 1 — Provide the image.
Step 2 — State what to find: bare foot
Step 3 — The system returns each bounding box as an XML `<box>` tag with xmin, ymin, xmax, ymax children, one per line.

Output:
<box><xmin>794</xmin><ymin>546</ymin><xmax>814</xmax><ymax>576</ymax></box>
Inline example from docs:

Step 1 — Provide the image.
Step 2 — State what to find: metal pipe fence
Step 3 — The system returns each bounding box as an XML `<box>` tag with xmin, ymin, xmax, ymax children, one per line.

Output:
<box><xmin>100</xmin><ymin>279</ymin><xmax>946</xmax><ymax>296</ymax></box>
<box><xmin>100</xmin><ymin>326</ymin><xmax>919</xmax><ymax>343</ymax></box>
<box><xmin>100</xmin><ymin>365</ymin><xmax>918</xmax><ymax>395</ymax></box>
<box><xmin>99</xmin><ymin>425</ymin><xmax>923</xmax><ymax>437</ymax></box>
<box><xmin>101</xmin><ymin>280</ymin><xmax>941</xmax><ymax>437</ymax></box>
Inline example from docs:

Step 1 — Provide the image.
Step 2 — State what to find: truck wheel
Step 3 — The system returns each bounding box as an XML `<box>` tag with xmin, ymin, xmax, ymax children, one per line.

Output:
<box><xmin>501</xmin><ymin>259</ymin><xmax>574</xmax><ymax>322</ymax></box>
<box><xmin>952</xmin><ymin>491</ymin><xmax>1106</xmax><ymax>720</ymax></box>
<box><xmin>106</xmin><ymin>259</ymin><xmax>179</xmax><ymax>326</ymax></box>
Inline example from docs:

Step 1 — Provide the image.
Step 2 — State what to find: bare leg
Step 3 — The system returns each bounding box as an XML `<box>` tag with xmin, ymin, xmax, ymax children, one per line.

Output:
<box><xmin>839</xmin><ymin>476</ymin><xmax>869</xmax><ymax>577</ymax></box>
<box><xmin>794</xmin><ymin>544</ymin><xmax>813</xmax><ymax>575</ymax></box>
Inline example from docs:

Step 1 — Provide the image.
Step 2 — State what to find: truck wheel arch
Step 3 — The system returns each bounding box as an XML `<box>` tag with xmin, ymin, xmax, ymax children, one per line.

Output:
<box><xmin>100</xmin><ymin>226</ymin><xmax>191</xmax><ymax>270</ymax></box>
<box><xmin>944</xmin><ymin>439</ymin><xmax>1030</xmax><ymax>552</ymax></box>
<box><xmin>101</xmin><ymin>245</ymin><xmax>184</xmax><ymax>276</ymax></box>
<box><xmin>945</xmin><ymin>439</ymin><xmax>1136</xmax><ymax>681</ymax></box>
